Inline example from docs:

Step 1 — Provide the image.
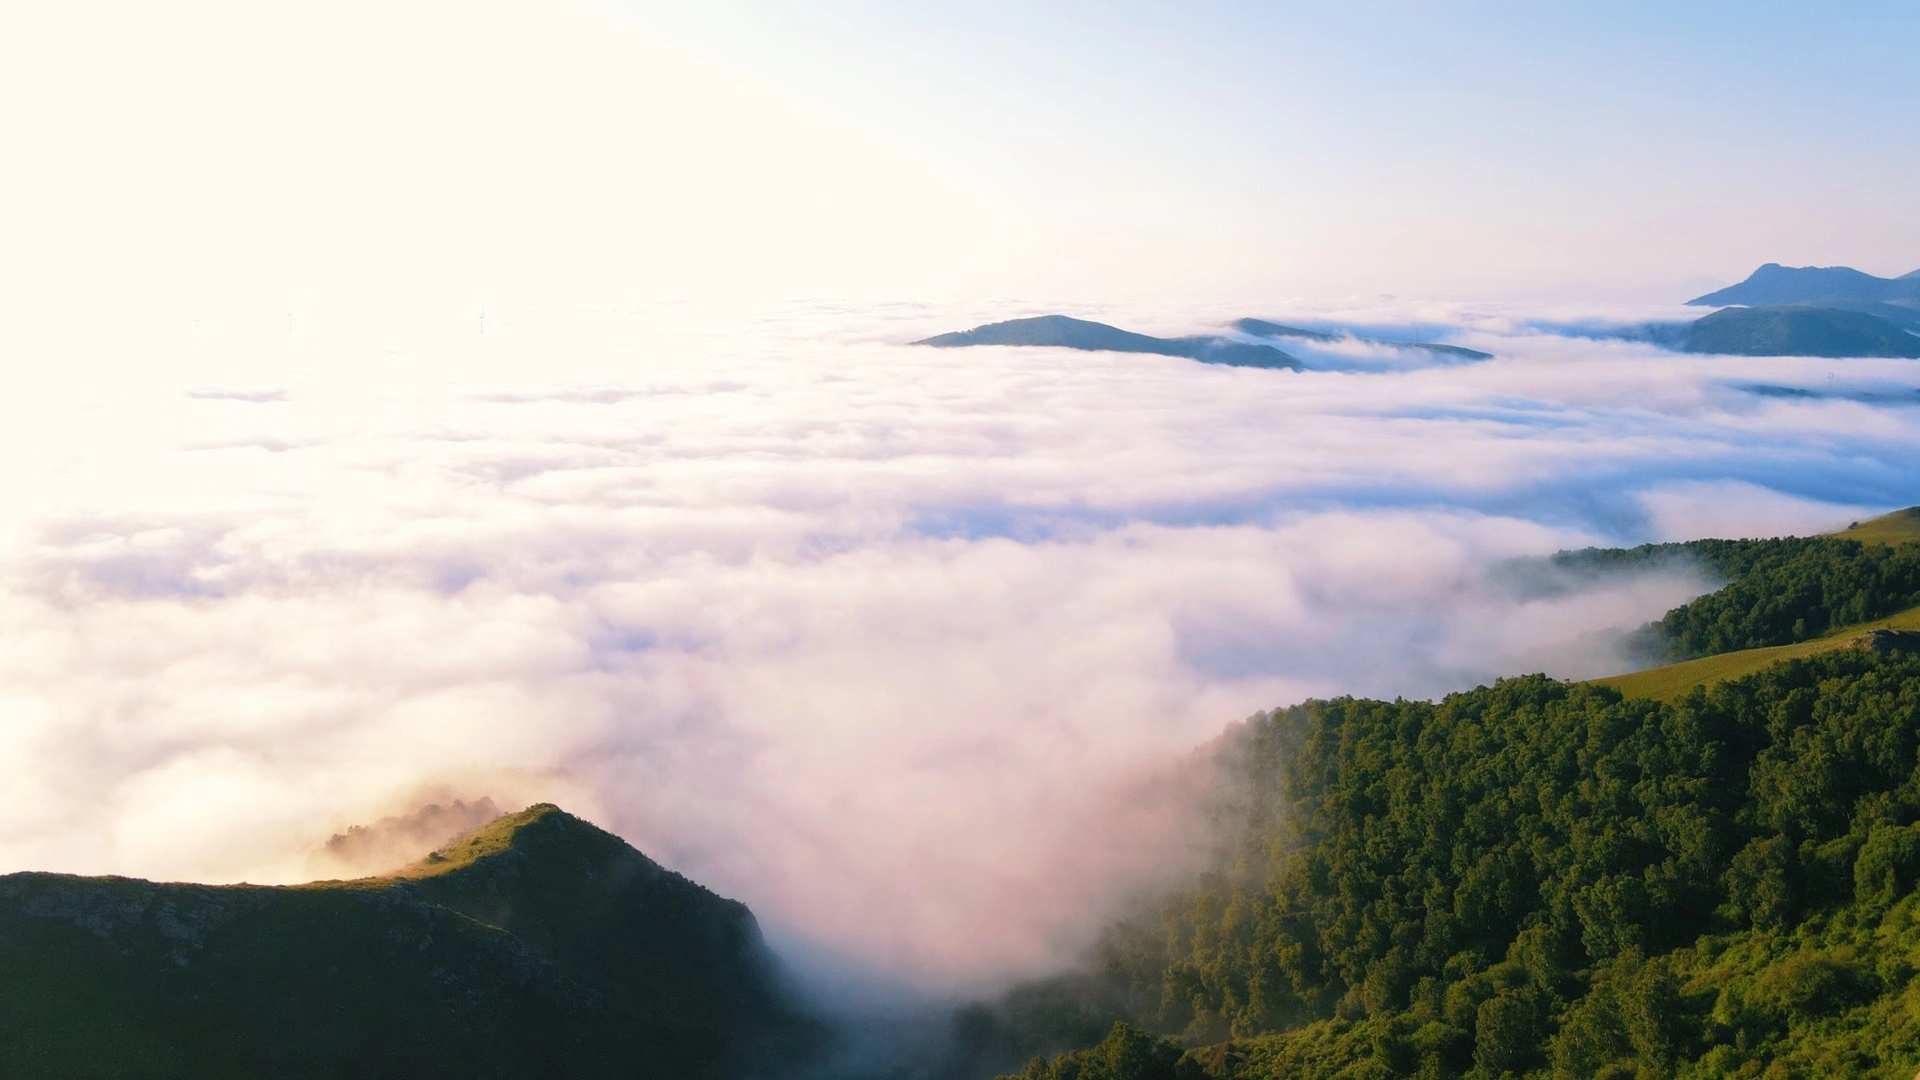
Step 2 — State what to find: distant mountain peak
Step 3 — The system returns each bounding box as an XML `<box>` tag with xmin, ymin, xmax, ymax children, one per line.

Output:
<box><xmin>1689</xmin><ymin>263</ymin><xmax>1920</xmax><ymax>308</ymax></box>
<box><xmin>915</xmin><ymin>314</ymin><xmax>1300</xmax><ymax>369</ymax></box>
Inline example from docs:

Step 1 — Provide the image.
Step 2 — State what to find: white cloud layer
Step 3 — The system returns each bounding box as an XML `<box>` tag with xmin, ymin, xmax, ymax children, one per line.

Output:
<box><xmin>0</xmin><ymin>297</ymin><xmax>1915</xmax><ymax>995</ymax></box>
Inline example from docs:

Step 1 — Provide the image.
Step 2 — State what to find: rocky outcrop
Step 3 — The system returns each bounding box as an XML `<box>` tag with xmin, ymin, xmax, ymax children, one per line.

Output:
<box><xmin>1860</xmin><ymin>629</ymin><xmax>1920</xmax><ymax>655</ymax></box>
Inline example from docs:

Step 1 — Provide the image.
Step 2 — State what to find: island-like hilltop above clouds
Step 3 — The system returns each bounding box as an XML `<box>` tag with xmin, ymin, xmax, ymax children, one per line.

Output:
<box><xmin>1690</xmin><ymin>262</ymin><xmax>1920</xmax><ymax>313</ymax></box>
<box><xmin>1668</xmin><ymin>262</ymin><xmax>1920</xmax><ymax>357</ymax></box>
<box><xmin>913</xmin><ymin>262</ymin><xmax>1920</xmax><ymax>367</ymax></box>
<box><xmin>912</xmin><ymin>314</ymin><xmax>1489</xmax><ymax>370</ymax></box>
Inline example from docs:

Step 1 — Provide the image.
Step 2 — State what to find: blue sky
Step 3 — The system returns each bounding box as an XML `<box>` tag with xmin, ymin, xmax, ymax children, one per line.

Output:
<box><xmin>612</xmin><ymin>0</ymin><xmax>1920</xmax><ymax>298</ymax></box>
<box><xmin>4</xmin><ymin>1</ymin><xmax>1912</xmax><ymax>310</ymax></box>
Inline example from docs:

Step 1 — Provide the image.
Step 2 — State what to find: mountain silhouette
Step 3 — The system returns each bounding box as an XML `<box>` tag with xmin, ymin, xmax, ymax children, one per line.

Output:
<box><xmin>1689</xmin><ymin>263</ymin><xmax>1920</xmax><ymax>310</ymax></box>
<box><xmin>0</xmin><ymin>805</ymin><xmax>821</xmax><ymax>1079</ymax></box>
<box><xmin>916</xmin><ymin>315</ymin><xmax>1299</xmax><ymax>369</ymax></box>
<box><xmin>1684</xmin><ymin>305</ymin><xmax>1920</xmax><ymax>358</ymax></box>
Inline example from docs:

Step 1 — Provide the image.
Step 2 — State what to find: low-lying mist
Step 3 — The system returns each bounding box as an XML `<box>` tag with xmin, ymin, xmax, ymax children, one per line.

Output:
<box><xmin>0</xmin><ymin>297</ymin><xmax>1914</xmax><ymax>1012</ymax></box>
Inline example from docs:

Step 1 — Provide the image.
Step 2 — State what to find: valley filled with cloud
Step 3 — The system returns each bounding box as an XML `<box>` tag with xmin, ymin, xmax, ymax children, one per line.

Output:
<box><xmin>1</xmin><ymin>298</ymin><xmax>1914</xmax><ymax>995</ymax></box>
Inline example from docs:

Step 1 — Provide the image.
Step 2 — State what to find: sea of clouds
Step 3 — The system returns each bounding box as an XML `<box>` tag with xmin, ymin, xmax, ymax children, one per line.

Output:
<box><xmin>1</xmin><ymin>297</ymin><xmax>1916</xmax><ymax>998</ymax></box>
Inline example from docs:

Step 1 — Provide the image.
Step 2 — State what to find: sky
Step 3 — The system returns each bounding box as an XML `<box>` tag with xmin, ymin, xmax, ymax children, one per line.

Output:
<box><xmin>0</xmin><ymin>0</ymin><xmax>1917</xmax><ymax>1005</ymax></box>
<box><xmin>4</xmin><ymin>0</ymin><xmax>1917</xmax><ymax>319</ymax></box>
<box><xmin>612</xmin><ymin>0</ymin><xmax>1920</xmax><ymax>299</ymax></box>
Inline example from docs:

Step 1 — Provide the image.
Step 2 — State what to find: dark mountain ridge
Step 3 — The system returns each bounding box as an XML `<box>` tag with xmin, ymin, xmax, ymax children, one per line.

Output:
<box><xmin>1684</xmin><ymin>304</ymin><xmax>1920</xmax><ymax>358</ymax></box>
<box><xmin>913</xmin><ymin>313</ymin><xmax>1498</xmax><ymax>368</ymax></box>
<box><xmin>1598</xmin><ymin>305</ymin><xmax>1920</xmax><ymax>357</ymax></box>
<box><xmin>0</xmin><ymin>804</ymin><xmax>820</xmax><ymax>1079</ymax></box>
<box><xmin>915</xmin><ymin>315</ymin><xmax>1299</xmax><ymax>369</ymax></box>
<box><xmin>1689</xmin><ymin>263</ymin><xmax>1920</xmax><ymax>309</ymax></box>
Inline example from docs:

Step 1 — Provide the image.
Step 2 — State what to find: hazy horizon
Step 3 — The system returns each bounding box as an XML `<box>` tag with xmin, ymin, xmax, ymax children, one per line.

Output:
<box><xmin>6</xmin><ymin>1</ymin><xmax>1918</xmax><ymax>316</ymax></box>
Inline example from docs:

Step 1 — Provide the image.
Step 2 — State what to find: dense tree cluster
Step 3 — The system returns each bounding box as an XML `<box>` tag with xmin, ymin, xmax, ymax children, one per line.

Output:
<box><xmin>1007</xmin><ymin>1022</ymin><xmax>1202</xmax><ymax>1080</ymax></box>
<box><xmin>1553</xmin><ymin>537</ymin><xmax>1920</xmax><ymax>660</ymax></box>
<box><xmin>999</xmin><ymin>649</ymin><xmax>1920</xmax><ymax>1079</ymax></box>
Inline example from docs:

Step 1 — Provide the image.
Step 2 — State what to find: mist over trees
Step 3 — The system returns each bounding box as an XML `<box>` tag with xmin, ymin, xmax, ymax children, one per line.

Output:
<box><xmin>987</xmin><ymin>534</ymin><xmax>1920</xmax><ymax>1080</ymax></box>
<box><xmin>1553</xmin><ymin>536</ymin><xmax>1920</xmax><ymax>660</ymax></box>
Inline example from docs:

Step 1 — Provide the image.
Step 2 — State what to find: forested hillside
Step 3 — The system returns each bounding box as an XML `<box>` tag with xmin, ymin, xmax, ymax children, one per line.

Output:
<box><xmin>1553</xmin><ymin>536</ymin><xmax>1920</xmax><ymax>660</ymax></box>
<box><xmin>998</xmin><ymin>650</ymin><xmax>1920</xmax><ymax>1079</ymax></box>
<box><xmin>993</xmin><ymin>527</ymin><xmax>1920</xmax><ymax>1080</ymax></box>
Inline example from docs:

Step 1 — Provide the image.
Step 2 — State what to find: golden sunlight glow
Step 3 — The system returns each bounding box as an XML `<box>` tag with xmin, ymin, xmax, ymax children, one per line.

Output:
<box><xmin>0</xmin><ymin>0</ymin><xmax>998</xmax><ymax>323</ymax></box>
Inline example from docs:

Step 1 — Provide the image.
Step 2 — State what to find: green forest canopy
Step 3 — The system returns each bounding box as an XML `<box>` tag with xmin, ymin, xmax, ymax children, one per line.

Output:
<box><xmin>994</xmin><ymin>522</ymin><xmax>1920</xmax><ymax>1080</ymax></box>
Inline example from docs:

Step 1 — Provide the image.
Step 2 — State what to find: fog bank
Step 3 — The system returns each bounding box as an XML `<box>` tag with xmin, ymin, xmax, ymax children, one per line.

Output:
<box><xmin>0</xmin><ymin>298</ymin><xmax>1913</xmax><ymax>992</ymax></box>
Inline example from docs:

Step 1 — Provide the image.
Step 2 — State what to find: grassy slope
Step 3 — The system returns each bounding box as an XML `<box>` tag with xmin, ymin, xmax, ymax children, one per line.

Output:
<box><xmin>384</xmin><ymin>800</ymin><xmax>554</xmax><ymax>880</ymax></box>
<box><xmin>1592</xmin><ymin>603</ymin><xmax>1920</xmax><ymax>702</ymax></box>
<box><xmin>1590</xmin><ymin>508</ymin><xmax>1920</xmax><ymax>702</ymax></box>
<box><xmin>1836</xmin><ymin>507</ymin><xmax>1920</xmax><ymax>546</ymax></box>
